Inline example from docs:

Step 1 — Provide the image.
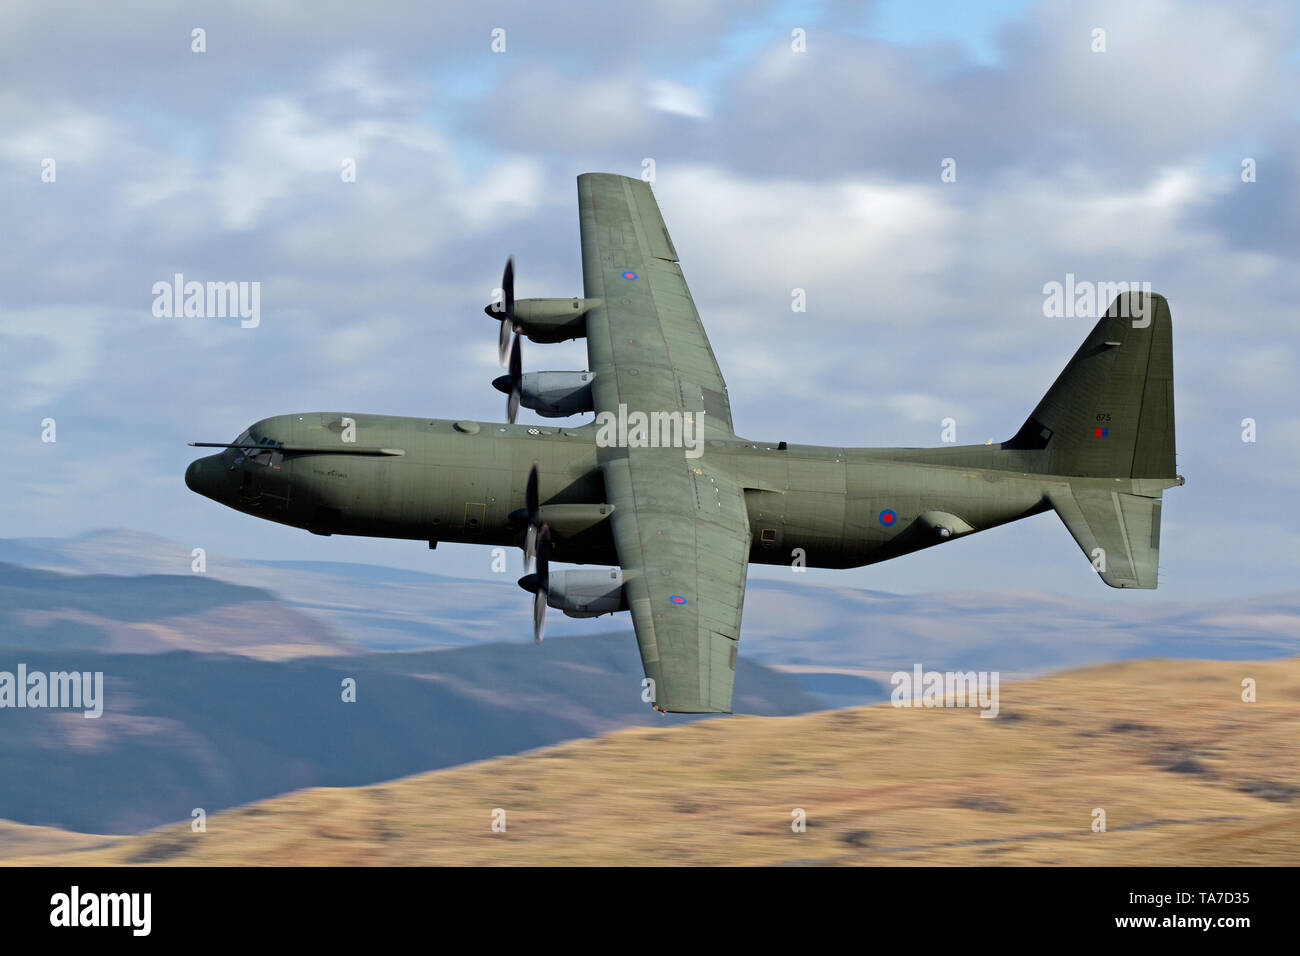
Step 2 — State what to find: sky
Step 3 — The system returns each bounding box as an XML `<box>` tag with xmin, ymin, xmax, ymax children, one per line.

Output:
<box><xmin>2</xmin><ymin>0</ymin><xmax>1298</xmax><ymax>603</ymax></box>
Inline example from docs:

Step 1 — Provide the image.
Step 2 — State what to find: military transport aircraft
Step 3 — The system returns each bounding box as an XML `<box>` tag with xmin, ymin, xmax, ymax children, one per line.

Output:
<box><xmin>186</xmin><ymin>172</ymin><xmax>1181</xmax><ymax>713</ymax></box>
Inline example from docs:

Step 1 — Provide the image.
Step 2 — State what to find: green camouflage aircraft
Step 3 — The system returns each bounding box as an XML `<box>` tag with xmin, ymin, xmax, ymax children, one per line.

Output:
<box><xmin>187</xmin><ymin>172</ymin><xmax>1182</xmax><ymax>713</ymax></box>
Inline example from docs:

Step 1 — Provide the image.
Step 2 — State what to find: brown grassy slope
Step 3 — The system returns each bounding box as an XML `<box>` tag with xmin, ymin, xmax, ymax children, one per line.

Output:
<box><xmin>0</xmin><ymin>821</ymin><xmax>122</xmax><ymax>859</ymax></box>
<box><xmin>9</xmin><ymin>657</ymin><xmax>1299</xmax><ymax>866</ymax></box>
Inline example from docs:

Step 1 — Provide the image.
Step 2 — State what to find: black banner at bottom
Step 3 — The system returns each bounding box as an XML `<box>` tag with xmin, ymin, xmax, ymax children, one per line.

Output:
<box><xmin>0</xmin><ymin>865</ymin><xmax>1280</xmax><ymax>942</ymax></box>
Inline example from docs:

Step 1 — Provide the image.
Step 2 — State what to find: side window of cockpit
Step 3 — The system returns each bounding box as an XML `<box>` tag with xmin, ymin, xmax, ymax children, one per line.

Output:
<box><xmin>244</xmin><ymin>436</ymin><xmax>284</xmax><ymax>468</ymax></box>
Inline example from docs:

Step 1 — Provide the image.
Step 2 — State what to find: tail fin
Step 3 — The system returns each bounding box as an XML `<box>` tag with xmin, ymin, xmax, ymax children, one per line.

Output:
<box><xmin>1007</xmin><ymin>291</ymin><xmax>1180</xmax><ymax>589</ymax></box>
<box><xmin>1005</xmin><ymin>291</ymin><xmax>1175</xmax><ymax>479</ymax></box>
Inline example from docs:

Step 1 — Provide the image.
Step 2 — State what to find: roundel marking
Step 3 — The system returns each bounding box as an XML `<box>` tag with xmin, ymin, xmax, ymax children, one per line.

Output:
<box><xmin>669</xmin><ymin>595</ymin><xmax>687</xmax><ymax>605</ymax></box>
<box><xmin>879</xmin><ymin>509</ymin><xmax>897</xmax><ymax>526</ymax></box>
<box><xmin>622</xmin><ymin>271</ymin><xmax>638</xmax><ymax>280</ymax></box>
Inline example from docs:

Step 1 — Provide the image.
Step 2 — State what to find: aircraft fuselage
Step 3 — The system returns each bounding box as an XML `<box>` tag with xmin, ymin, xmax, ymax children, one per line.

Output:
<box><xmin>186</xmin><ymin>412</ymin><xmax>1058</xmax><ymax>570</ymax></box>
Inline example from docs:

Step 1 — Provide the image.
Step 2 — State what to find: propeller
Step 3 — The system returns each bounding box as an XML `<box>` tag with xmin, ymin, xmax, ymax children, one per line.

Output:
<box><xmin>522</xmin><ymin>460</ymin><xmax>540</xmax><ymax>566</ymax></box>
<box><xmin>490</xmin><ymin>334</ymin><xmax>524</xmax><ymax>424</ymax></box>
<box><xmin>531</xmin><ymin>524</ymin><xmax>551</xmax><ymax>643</ymax></box>
<box><xmin>515</xmin><ymin>461</ymin><xmax>550</xmax><ymax>643</ymax></box>
<box><xmin>517</xmin><ymin>523</ymin><xmax>551</xmax><ymax>643</ymax></box>
<box><xmin>484</xmin><ymin>255</ymin><xmax>515</xmax><ymax>366</ymax></box>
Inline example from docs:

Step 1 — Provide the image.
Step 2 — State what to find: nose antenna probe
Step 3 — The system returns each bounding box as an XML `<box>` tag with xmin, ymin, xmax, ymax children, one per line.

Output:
<box><xmin>188</xmin><ymin>442</ymin><xmax>406</xmax><ymax>456</ymax></box>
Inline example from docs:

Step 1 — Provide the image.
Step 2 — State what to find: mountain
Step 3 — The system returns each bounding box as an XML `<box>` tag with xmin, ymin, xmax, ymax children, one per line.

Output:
<box><xmin>4</xmin><ymin>530</ymin><xmax>1299</xmax><ymax>674</ymax></box>
<box><xmin>0</xmin><ymin>545</ymin><xmax>821</xmax><ymax>834</ymax></box>
<box><xmin>0</xmin><ymin>637</ymin><xmax>816</xmax><ymax>834</ymax></box>
<box><xmin>0</xmin><ymin>529</ymin><xmax>529</xmax><ymax>652</ymax></box>
<box><xmin>0</xmin><ymin>562</ymin><xmax>350</xmax><ymax>659</ymax></box>
<box><xmin>12</xmin><ymin>656</ymin><xmax>1298</xmax><ymax>866</ymax></box>
<box><xmin>4</xmin><ymin>528</ymin><xmax>1299</xmax><ymax>841</ymax></box>
<box><xmin>739</xmin><ymin>578</ymin><xmax>1300</xmax><ymax>674</ymax></box>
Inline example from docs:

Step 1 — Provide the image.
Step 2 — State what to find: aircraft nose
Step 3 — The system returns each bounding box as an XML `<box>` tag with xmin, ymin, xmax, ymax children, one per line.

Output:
<box><xmin>185</xmin><ymin>455</ymin><xmax>225</xmax><ymax>499</ymax></box>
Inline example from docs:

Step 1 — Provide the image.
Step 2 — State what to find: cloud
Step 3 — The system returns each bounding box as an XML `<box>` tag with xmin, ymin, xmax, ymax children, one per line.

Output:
<box><xmin>648</xmin><ymin>79</ymin><xmax>709</xmax><ymax>119</ymax></box>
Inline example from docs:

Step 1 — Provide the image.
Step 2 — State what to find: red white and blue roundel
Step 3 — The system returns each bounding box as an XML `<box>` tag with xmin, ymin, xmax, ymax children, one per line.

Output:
<box><xmin>622</xmin><ymin>271</ymin><xmax>638</xmax><ymax>280</ymax></box>
<box><xmin>878</xmin><ymin>509</ymin><xmax>897</xmax><ymax>526</ymax></box>
<box><xmin>669</xmin><ymin>595</ymin><xmax>687</xmax><ymax>605</ymax></box>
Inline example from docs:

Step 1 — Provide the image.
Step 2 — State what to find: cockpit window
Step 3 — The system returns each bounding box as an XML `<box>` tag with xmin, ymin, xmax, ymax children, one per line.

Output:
<box><xmin>233</xmin><ymin>429</ymin><xmax>283</xmax><ymax>469</ymax></box>
<box><xmin>227</xmin><ymin>430</ymin><xmax>253</xmax><ymax>465</ymax></box>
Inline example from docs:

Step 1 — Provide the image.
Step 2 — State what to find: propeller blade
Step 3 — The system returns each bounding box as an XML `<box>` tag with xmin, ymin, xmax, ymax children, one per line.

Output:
<box><xmin>506</xmin><ymin>334</ymin><xmax>523</xmax><ymax>424</ymax></box>
<box><xmin>525</xmin><ymin>462</ymin><xmax>539</xmax><ymax>522</ymax></box>
<box><xmin>516</xmin><ymin>570</ymin><xmax>546</xmax><ymax>642</ymax></box>
<box><xmin>503</xmin><ymin>255</ymin><xmax>515</xmax><ymax>317</ymax></box>
<box><xmin>536</xmin><ymin>523</ymin><xmax>550</xmax><ymax>588</ymax></box>
<box><xmin>532</xmin><ymin>524</ymin><xmax>551</xmax><ymax>643</ymax></box>
<box><xmin>532</xmin><ymin>588</ymin><xmax>547</xmax><ymax>644</ymax></box>
<box><xmin>487</xmin><ymin>255</ymin><xmax>516</xmax><ymax>366</ymax></box>
<box><xmin>497</xmin><ymin>315</ymin><xmax>512</xmax><ymax>366</ymax></box>
<box><xmin>524</xmin><ymin>525</ymin><xmax>537</xmax><ymax>570</ymax></box>
<box><xmin>523</xmin><ymin>461</ymin><xmax>541</xmax><ymax>566</ymax></box>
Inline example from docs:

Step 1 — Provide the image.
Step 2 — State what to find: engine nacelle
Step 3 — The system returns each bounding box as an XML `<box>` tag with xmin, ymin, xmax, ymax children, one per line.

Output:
<box><xmin>507</xmin><ymin>502</ymin><xmax>615</xmax><ymax>539</ymax></box>
<box><xmin>519</xmin><ymin>371</ymin><xmax>594</xmax><ymax>417</ymax></box>
<box><xmin>512</xmin><ymin>298</ymin><xmax>602</xmax><ymax>343</ymax></box>
<box><xmin>542</xmin><ymin>568</ymin><xmax>627</xmax><ymax>618</ymax></box>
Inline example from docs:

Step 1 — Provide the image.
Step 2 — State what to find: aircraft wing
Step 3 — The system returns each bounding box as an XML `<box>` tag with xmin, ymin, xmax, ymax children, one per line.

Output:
<box><xmin>599</xmin><ymin>454</ymin><xmax>751</xmax><ymax>713</ymax></box>
<box><xmin>577</xmin><ymin>173</ymin><xmax>734</xmax><ymax>436</ymax></box>
<box><xmin>577</xmin><ymin>172</ymin><xmax>750</xmax><ymax>713</ymax></box>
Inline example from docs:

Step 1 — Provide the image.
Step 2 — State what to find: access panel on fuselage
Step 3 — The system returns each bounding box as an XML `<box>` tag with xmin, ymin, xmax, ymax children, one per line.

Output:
<box><xmin>778</xmin><ymin>453</ymin><xmax>848</xmax><ymax>565</ymax></box>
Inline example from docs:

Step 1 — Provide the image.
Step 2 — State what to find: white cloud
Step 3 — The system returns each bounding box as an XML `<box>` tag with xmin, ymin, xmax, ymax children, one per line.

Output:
<box><xmin>212</xmin><ymin>97</ymin><xmax>375</xmax><ymax>230</ymax></box>
<box><xmin>648</xmin><ymin>79</ymin><xmax>708</xmax><ymax>119</ymax></box>
<box><xmin>0</xmin><ymin>96</ymin><xmax>115</xmax><ymax>165</ymax></box>
<box><xmin>657</xmin><ymin>164</ymin><xmax>960</xmax><ymax>326</ymax></box>
<box><xmin>0</xmin><ymin>307</ymin><xmax>105</xmax><ymax>411</ymax></box>
<box><xmin>451</xmin><ymin>156</ymin><xmax>546</xmax><ymax>228</ymax></box>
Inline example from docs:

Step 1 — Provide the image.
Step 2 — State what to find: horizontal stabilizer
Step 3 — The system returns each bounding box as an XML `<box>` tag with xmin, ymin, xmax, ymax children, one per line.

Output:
<box><xmin>1048</xmin><ymin>486</ymin><xmax>1162</xmax><ymax>588</ymax></box>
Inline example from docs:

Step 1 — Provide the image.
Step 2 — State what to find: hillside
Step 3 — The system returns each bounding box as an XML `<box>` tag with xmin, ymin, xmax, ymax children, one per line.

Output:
<box><xmin>13</xmin><ymin>656</ymin><xmax>1298</xmax><ymax>866</ymax></box>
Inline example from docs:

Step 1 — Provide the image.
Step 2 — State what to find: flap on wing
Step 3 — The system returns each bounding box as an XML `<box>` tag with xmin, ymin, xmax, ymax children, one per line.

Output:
<box><xmin>632</xmin><ymin>609</ymin><xmax>738</xmax><ymax>714</ymax></box>
<box><xmin>1049</xmin><ymin>486</ymin><xmax>1162</xmax><ymax>588</ymax></box>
